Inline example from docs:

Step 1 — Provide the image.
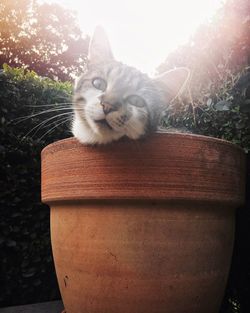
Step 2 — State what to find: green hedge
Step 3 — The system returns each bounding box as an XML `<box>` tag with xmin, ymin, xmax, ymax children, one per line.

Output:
<box><xmin>0</xmin><ymin>65</ymin><xmax>72</xmax><ymax>306</ymax></box>
<box><xmin>163</xmin><ymin>67</ymin><xmax>250</xmax><ymax>153</ymax></box>
<box><xmin>0</xmin><ymin>64</ymin><xmax>249</xmax><ymax>311</ymax></box>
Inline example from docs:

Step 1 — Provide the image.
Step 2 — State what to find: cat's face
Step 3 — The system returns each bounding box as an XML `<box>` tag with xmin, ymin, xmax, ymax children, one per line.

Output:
<box><xmin>72</xmin><ymin>26</ymin><xmax>189</xmax><ymax>145</ymax></box>
<box><xmin>73</xmin><ymin>61</ymin><xmax>165</xmax><ymax>144</ymax></box>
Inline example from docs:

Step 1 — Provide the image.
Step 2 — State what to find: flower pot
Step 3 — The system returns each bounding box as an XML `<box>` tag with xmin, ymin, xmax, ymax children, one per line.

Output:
<box><xmin>41</xmin><ymin>133</ymin><xmax>245</xmax><ymax>313</ymax></box>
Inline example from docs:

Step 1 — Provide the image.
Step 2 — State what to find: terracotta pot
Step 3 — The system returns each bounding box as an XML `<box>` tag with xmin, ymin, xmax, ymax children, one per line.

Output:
<box><xmin>41</xmin><ymin>133</ymin><xmax>245</xmax><ymax>313</ymax></box>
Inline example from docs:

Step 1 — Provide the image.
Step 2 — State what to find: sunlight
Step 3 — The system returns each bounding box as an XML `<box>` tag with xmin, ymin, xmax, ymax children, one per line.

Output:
<box><xmin>49</xmin><ymin>0</ymin><xmax>224</xmax><ymax>74</ymax></box>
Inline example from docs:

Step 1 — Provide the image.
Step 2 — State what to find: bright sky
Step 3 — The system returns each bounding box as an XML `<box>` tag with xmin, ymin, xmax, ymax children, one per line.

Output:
<box><xmin>48</xmin><ymin>0</ymin><xmax>224</xmax><ymax>74</ymax></box>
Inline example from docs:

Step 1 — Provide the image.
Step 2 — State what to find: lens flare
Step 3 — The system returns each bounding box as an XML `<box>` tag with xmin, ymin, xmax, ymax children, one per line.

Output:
<box><xmin>47</xmin><ymin>0</ymin><xmax>224</xmax><ymax>74</ymax></box>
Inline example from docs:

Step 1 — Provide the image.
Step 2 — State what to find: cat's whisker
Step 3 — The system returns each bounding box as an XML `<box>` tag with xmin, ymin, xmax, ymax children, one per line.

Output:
<box><xmin>33</xmin><ymin>116</ymin><xmax>72</xmax><ymax>140</ymax></box>
<box><xmin>24</xmin><ymin>102</ymin><xmax>74</xmax><ymax>108</ymax></box>
<box><xmin>13</xmin><ymin>107</ymin><xmax>75</xmax><ymax>124</ymax></box>
<box><xmin>23</xmin><ymin>112</ymin><xmax>73</xmax><ymax>138</ymax></box>
<box><xmin>37</xmin><ymin>117</ymin><xmax>72</xmax><ymax>141</ymax></box>
<box><xmin>22</xmin><ymin>116</ymin><xmax>71</xmax><ymax>142</ymax></box>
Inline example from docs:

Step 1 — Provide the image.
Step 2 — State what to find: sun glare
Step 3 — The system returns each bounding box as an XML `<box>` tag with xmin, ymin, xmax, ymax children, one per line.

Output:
<box><xmin>51</xmin><ymin>0</ymin><xmax>224</xmax><ymax>74</ymax></box>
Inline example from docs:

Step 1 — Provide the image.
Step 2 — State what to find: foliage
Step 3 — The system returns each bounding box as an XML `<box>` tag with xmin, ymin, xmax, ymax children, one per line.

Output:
<box><xmin>162</xmin><ymin>67</ymin><xmax>250</xmax><ymax>153</ymax></box>
<box><xmin>0</xmin><ymin>65</ymin><xmax>72</xmax><ymax>306</ymax></box>
<box><xmin>158</xmin><ymin>0</ymin><xmax>250</xmax><ymax>153</ymax></box>
<box><xmin>0</xmin><ymin>0</ymin><xmax>89</xmax><ymax>81</ymax></box>
<box><xmin>158</xmin><ymin>0</ymin><xmax>250</xmax><ymax>312</ymax></box>
<box><xmin>158</xmin><ymin>0</ymin><xmax>250</xmax><ymax>74</ymax></box>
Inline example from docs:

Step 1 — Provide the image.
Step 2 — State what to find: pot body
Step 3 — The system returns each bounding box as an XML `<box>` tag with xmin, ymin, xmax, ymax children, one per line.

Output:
<box><xmin>41</xmin><ymin>134</ymin><xmax>246</xmax><ymax>313</ymax></box>
<box><xmin>51</xmin><ymin>201</ymin><xmax>235</xmax><ymax>313</ymax></box>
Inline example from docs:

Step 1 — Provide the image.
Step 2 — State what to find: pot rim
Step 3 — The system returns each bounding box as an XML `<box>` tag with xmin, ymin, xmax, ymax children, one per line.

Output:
<box><xmin>41</xmin><ymin>132</ymin><xmax>245</xmax><ymax>156</ymax></box>
<box><xmin>41</xmin><ymin>132</ymin><xmax>246</xmax><ymax>205</ymax></box>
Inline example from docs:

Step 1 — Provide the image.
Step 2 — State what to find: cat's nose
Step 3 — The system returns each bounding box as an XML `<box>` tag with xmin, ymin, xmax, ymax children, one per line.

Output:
<box><xmin>101</xmin><ymin>102</ymin><xmax>113</xmax><ymax>114</ymax></box>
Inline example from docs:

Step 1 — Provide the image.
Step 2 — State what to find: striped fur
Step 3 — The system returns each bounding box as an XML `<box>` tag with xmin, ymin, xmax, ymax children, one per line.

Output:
<box><xmin>72</xmin><ymin>27</ymin><xmax>189</xmax><ymax>145</ymax></box>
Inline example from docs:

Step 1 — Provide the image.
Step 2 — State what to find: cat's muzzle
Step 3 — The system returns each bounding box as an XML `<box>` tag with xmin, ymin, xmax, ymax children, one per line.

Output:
<box><xmin>94</xmin><ymin>118</ymin><xmax>113</xmax><ymax>130</ymax></box>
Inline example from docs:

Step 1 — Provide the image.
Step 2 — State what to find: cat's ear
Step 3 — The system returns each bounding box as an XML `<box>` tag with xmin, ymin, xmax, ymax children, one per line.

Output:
<box><xmin>88</xmin><ymin>26</ymin><xmax>114</xmax><ymax>64</ymax></box>
<box><xmin>154</xmin><ymin>68</ymin><xmax>190</xmax><ymax>101</ymax></box>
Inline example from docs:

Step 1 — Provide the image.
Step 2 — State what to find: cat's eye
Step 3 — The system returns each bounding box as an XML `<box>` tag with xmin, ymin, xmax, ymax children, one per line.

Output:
<box><xmin>126</xmin><ymin>95</ymin><xmax>145</xmax><ymax>107</ymax></box>
<box><xmin>92</xmin><ymin>77</ymin><xmax>107</xmax><ymax>91</ymax></box>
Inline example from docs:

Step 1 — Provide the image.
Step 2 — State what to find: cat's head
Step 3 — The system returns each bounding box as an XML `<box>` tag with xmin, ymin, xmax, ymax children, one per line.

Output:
<box><xmin>73</xmin><ymin>26</ymin><xmax>189</xmax><ymax>144</ymax></box>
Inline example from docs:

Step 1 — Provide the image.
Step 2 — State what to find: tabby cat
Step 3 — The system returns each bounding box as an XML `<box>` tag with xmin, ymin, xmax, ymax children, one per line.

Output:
<box><xmin>73</xmin><ymin>26</ymin><xmax>189</xmax><ymax>144</ymax></box>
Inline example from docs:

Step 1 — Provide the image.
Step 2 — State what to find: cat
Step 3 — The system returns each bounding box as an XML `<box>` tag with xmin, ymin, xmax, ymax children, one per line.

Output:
<box><xmin>72</xmin><ymin>26</ymin><xmax>189</xmax><ymax>145</ymax></box>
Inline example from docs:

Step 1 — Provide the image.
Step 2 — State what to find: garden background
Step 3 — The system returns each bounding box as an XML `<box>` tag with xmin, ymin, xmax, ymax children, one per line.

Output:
<box><xmin>0</xmin><ymin>0</ymin><xmax>249</xmax><ymax>312</ymax></box>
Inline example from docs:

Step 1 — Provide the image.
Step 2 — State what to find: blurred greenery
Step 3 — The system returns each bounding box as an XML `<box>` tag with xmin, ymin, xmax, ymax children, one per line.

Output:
<box><xmin>0</xmin><ymin>0</ymin><xmax>249</xmax><ymax>310</ymax></box>
<box><xmin>0</xmin><ymin>0</ymin><xmax>89</xmax><ymax>81</ymax></box>
<box><xmin>162</xmin><ymin>66</ymin><xmax>250</xmax><ymax>153</ymax></box>
<box><xmin>158</xmin><ymin>0</ymin><xmax>250</xmax><ymax>153</ymax></box>
<box><xmin>0</xmin><ymin>64</ymin><xmax>72</xmax><ymax>306</ymax></box>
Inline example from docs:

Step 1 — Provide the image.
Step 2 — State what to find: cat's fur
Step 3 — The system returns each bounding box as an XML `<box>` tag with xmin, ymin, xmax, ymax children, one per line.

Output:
<box><xmin>72</xmin><ymin>26</ymin><xmax>189</xmax><ymax>144</ymax></box>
